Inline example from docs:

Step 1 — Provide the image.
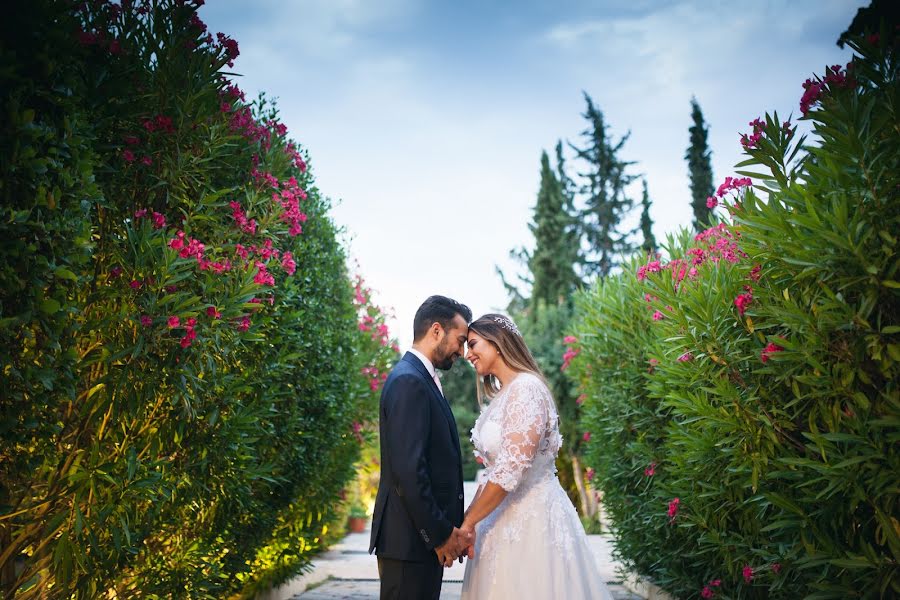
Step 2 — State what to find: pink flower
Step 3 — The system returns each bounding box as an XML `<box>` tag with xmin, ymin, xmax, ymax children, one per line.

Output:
<box><xmin>761</xmin><ymin>341</ymin><xmax>784</xmax><ymax>363</ymax></box>
<box><xmin>585</xmin><ymin>468</ymin><xmax>595</xmax><ymax>481</ymax></box>
<box><xmin>141</xmin><ymin>156</ymin><xmax>153</xmax><ymax>166</ymax></box>
<box><xmin>134</xmin><ymin>208</ymin><xmax>147</xmax><ymax>218</ymax></box>
<box><xmin>652</xmin><ymin>310</ymin><xmax>664</xmax><ymax>321</ymax></box>
<box><xmin>129</xmin><ymin>279</ymin><xmax>141</xmax><ymax>289</ymax></box>
<box><xmin>710</xmin><ymin>580</ymin><xmax>721</xmax><ymax>587</ymax></box>
<box><xmin>140</xmin><ymin>315</ymin><xmax>152</xmax><ymax>327</ymax></box>
<box><xmin>151</xmin><ymin>212</ymin><xmax>166</xmax><ymax>229</ymax></box>
<box><xmin>667</xmin><ymin>497</ymin><xmax>680</xmax><ymax>522</ymax></box>
<box><xmin>123</xmin><ymin>149</ymin><xmax>135</xmax><ymax>163</ymax></box>
<box><xmin>564</xmin><ymin>335</ymin><xmax>578</xmax><ymax>344</ymax></box>
<box><xmin>576</xmin><ymin>393</ymin><xmax>587</xmax><ymax>406</ymax></box>
<box><xmin>109</xmin><ymin>266</ymin><xmax>123</xmax><ymax>279</ymax></box>
<box><xmin>734</xmin><ymin>291</ymin><xmax>753</xmax><ymax>315</ymax></box>
<box><xmin>800</xmin><ymin>78</ymin><xmax>823</xmax><ymax>115</ymax></box>
<box><xmin>742</xmin><ymin>565</ymin><xmax>754</xmax><ymax>583</ymax></box>
<box><xmin>772</xmin><ymin>563</ymin><xmax>781</xmax><ymax>574</ymax></box>
<box><xmin>706</xmin><ymin>196</ymin><xmax>717</xmax><ymax>209</ymax></box>
<box><xmin>677</xmin><ymin>352</ymin><xmax>694</xmax><ymax>362</ymax></box>
<box><xmin>281</xmin><ymin>251</ymin><xmax>296</xmax><ymax>275</ymax></box>
<box><xmin>644</xmin><ymin>463</ymin><xmax>656</xmax><ymax>477</ymax></box>
<box><xmin>701</xmin><ymin>586</ymin><xmax>714</xmax><ymax>599</ymax></box>
<box><xmin>168</xmin><ymin>316</ymin><xmax>180</xmax><ymax>328</ymax></box>
<box><xmin>207</xmin><ymin>306</ymin><xmax>221</xmax><ymax>319</ymax></box>
<box><xmin>237</xmin><ymin>315</ymin><xmax>251</xmax><ymax>332</ymax></box>
<box><xmin>749</xmin><ymin>264</ymin><xmax>762</xmax><ymax>281</ymax></box>
<box><xmin>561</xmin><ymin>346</ymin><xmax>580</xmax><ymax>371</ymax></box>
<box><xmin>582</xmin><ymin>431</ymin><xmax>591</xmax><ymax>442</ymax></box>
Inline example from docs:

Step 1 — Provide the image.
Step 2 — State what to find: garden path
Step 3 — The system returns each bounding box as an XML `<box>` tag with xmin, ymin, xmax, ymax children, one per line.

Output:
<box><xmin>260</xmin><ymin>482</ymin><xmax>652</xmax><ymax>600</ymax></box>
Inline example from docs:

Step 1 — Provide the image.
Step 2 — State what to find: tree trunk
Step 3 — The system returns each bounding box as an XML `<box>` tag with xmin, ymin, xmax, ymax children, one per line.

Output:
<box><xmin>570</xmin><ymin>454</ymin><xmax>598</xmax><ymax>519</ymax></box>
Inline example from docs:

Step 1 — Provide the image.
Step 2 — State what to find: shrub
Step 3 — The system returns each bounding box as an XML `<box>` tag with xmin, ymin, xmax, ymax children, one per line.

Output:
<box><xmin>0</xmin><ymin>1</ymin><xmax>382</xmax><ymax>596</ymax></box>
<box><xmin>569</xmin><ymin>31</ymin><xmax>898</xmax><ymax>598</ymax></box>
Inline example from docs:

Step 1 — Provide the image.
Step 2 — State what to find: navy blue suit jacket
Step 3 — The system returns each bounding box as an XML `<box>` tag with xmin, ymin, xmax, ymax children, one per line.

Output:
<box><xmin>369</xmin><ymin>352</ymin><xmax>465</xmax><ymax>562</ymax></box>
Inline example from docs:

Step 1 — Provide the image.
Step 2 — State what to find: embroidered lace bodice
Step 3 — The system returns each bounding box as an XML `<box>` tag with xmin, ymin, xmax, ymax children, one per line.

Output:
<box><xmin>470</xmin><ymin>372</ymin><xmax>563</xmax><ymax>494</ymax></box>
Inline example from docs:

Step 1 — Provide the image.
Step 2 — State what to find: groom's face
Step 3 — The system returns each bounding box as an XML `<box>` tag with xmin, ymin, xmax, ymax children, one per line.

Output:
<box><xmin>433</xmin><ymin>314</ymin><xmax>469</xmax><ymax>371</ymax></box>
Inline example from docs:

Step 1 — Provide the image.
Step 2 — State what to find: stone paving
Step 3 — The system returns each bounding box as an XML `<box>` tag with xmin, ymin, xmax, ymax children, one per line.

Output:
<box><xmin>259</xmin><ymin>482</ymin><xmax>649</xmax><ymax>600</ymax></box>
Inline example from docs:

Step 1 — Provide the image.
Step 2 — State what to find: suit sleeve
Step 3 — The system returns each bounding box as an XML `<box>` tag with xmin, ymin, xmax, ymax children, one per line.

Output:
<box><xmin>383</xmin><ymin>374</ymin><xmax>453</xmax><ymax>550</ymax></box>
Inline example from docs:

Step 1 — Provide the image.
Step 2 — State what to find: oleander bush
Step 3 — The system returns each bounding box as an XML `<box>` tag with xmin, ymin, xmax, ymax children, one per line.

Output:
<box><xmin>0</xmin><ymin>1</ymin><xmax>389</xmax><ymax>597</ymax></box>
<box><xmin>568</xmin><ymin>31</ymin><xmax>898</xmax><ymax>599</ymax></box>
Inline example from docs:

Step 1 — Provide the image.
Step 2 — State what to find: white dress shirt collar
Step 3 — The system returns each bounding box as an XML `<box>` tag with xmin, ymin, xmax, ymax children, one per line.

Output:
<box><xmin>408</xmin><ymin>347</ymin><xmax>436</xmax><ymax>378</ymax></box>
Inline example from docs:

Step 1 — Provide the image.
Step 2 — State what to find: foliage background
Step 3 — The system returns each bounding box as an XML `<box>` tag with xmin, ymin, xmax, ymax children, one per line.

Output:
<box><xmin>568</xmin><ymin>31</ymin><xmax>898</xmax><ymax>599</ymax></box>
<box><xmin>0</xmin><ymin>1</ymin><xmax>393</xmax><ymax>597</ymax></box>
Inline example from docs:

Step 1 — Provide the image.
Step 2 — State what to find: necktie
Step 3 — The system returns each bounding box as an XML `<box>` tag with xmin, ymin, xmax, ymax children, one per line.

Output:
<box><xmin>432</xmin><ymin>372</ymin><xmax>443</xmax><ymax>396</ymax></box>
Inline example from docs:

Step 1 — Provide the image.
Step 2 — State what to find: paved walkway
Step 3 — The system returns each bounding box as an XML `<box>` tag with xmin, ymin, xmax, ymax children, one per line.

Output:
<box><xmin>260</xmin><ymin>482</ymin><xmax>648</xmax><ymax>600</ymax></box>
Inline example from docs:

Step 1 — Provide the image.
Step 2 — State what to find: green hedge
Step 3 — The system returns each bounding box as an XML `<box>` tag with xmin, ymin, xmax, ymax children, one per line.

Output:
<box><xmin>568</xmin><ymin>33</ymin><xmax>898</xmax><ymax>599</ymax></box>
<box><xmin>0</xmin><ymin>1</ymin><xmax>386</xmax><ymax>597</ymax></box>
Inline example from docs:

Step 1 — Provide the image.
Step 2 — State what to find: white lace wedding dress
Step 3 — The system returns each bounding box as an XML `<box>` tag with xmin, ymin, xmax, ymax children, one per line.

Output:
<box><xmin>460</xmin><ymin>372</ymin><xmax>613</xmax><ymax>599</ymax></box>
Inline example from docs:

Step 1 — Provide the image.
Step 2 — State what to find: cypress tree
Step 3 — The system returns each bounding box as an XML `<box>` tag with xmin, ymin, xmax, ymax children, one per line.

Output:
<box><xmin>686</xmin><ymin>98</ymin><xmax>715</xmax><ymax>231</ymax></box>
<box><xmin>639</xmin><ymin>179</ymin><xmax>656</xmax><ymax>255</ymax></box>
<box><xmin>529</xmin><ymin>151</ymin><xmax>581</xmax><ymax>307</ymax></box>
<box><xmin>570</xmin><ymin>92</ymin><xmax>637</xmax><ymax>279</ymax></box>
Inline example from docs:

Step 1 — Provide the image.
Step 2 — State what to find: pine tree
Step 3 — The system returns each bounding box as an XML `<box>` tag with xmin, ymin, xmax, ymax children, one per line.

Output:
<box><xmin>570</xmin><ymin>92</ymin><xmax>637</xmax><ymax>279</ymax></box>
<box><xmin>639</xmin><ymin>179</ymin><xmax>656</xmax><ymax>255</ymax></box>
<box><xmin>529</xmin><ymin>151</ymin><xmax>581</xmax><ymax>307</ymax></box>
<box><xmin>686</xmin><ymin>98</ymin><xmax>715</xmax><ymax>231</ymax></box>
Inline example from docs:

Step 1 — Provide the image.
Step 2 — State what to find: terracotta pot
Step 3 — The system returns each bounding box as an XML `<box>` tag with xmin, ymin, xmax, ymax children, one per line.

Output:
<box><xmin>348</xmin><ymin>516</ymin><xmax>367</xmax><ymax>533</ymax></box>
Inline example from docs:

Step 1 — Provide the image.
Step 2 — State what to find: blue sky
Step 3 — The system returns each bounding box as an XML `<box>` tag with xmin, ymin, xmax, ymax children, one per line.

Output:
<box><xmin>200</xmin><ymin>0</ymin><xmax>863</xmax><ymax>348</ymax></box>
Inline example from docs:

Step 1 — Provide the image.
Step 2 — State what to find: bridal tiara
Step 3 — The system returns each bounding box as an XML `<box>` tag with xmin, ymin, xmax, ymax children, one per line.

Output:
<box><xmin>493</xmin><ymin>316</ymin><xmax>521</xmax><ymax>336</ymax></box>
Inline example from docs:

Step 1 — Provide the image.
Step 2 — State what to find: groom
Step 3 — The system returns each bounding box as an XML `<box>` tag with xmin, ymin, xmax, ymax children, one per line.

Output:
<box><xmin>369</xmin><ymin>295</ymin><xmax>474</xmax><ymax>600</ymax></box>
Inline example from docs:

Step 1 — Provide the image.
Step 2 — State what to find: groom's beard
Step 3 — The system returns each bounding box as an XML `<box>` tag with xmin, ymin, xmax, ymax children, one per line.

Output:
<box><xmin>433</xmin><ymin>342</ymin><xmax>459</xmax><ymax>371</ymax></box>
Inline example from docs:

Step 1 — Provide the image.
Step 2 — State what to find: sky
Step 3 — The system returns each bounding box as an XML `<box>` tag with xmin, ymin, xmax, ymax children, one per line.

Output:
<box><xmin>200</xmin><ymin>0</ymin><xmax>864</xmax><ymax>349</ymax></box>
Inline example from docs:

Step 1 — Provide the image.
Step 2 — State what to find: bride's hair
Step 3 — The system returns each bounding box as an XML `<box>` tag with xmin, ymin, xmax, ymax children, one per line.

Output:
<box><xmin>468</xmin><ymin>313</ymin><xmax>549</xmax><ymax>406</ymax></box>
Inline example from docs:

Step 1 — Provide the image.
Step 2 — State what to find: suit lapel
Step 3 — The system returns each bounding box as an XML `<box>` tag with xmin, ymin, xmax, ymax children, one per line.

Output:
<box><xmin>402</xmin><ymin>353</ymin><xmax>462</xmax><ymax>459</ymax></box>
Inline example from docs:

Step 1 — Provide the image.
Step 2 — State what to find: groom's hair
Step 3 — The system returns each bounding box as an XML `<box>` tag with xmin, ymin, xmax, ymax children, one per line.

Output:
<box><xmin>413</xmin><ymin>295</ymin><xmax>472</xmax><ymax>341</ymax></box>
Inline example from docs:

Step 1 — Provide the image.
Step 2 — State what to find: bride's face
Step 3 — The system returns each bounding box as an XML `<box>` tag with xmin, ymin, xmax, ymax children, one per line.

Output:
<box><xmin>465</xmin><ymin>331</ymin><xmax>501</xmax><ymax>377</ymax></box>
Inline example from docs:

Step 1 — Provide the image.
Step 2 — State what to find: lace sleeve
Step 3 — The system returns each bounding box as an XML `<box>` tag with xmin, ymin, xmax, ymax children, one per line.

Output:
<box><xmin>487</xmin><ymin>376</ymin><xmax>548</xmax><ymax>492</ymax></box>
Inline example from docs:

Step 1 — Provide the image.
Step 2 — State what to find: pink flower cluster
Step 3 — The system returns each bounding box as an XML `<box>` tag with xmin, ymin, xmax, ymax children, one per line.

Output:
<box><xmin>229</xmin><ymin>105</ymin><xmax>272</xmax><ymax>150</ymax></box>
<box><xmin>582</xmin><ymin>431</ymin><xmax>592</xmax><ymax>442</ymax></box>
<box><xmin>700</xmin><ymin>579</ymin><xmax>722</xmax><ymax>598</ymax></box>
<box><xmin>667</xmin><ymin>497</ymin><xmax>680</xmax><ymax>523</ymax></box>
<box><xmin>800</xmin><ymin>62</ymin><xmax>854</xmax><ymax>115</ymax></box>
<box><xmin>644</xmin><ymin>462</ymin><xmax>656</xmax><ymax>477</ymax></box>
<box><xmin>169</xmin><ymin>231</ymin><xmax>205</xmax><ymax>261</ymax></box>
<box><xmin>760</xmin><ymin>341</ymin><xmax>784</xmax><ymax>363</ymax></box>
<box><xmin>561</xmin><ymin>336</ymin><xmax>580</xmax><ymax>371</ymax></box>
<box><xmin>215</xmin><ymin>32</ymin><xmax>240</xmax><ymax>67</ymax></box>
<box><xmin>734</xmin><ymin>286</ymin><xmax>753</xmax><ymax>315</ymax></box>
<box><xmin>133</xmin><ymin>208</ymin><xmax>167</xmax><ymax>230</ymax></box>
<box><xmin>229</xmin><ymin>200</ymin><xmax>257</xmax><ymax>234</ymax></box>
<box><xmin>677</xmin><ymin>351</ymin><xmax>693</xmax><ymax>362</ymax></box>
<box><xmin>693</xmin><ymin>223</ymin><xmax>747</xmax><ymax>265</ymax></box>
<box><xmin>585</xmin><ymin>467</ymin><xmax>595</xmax><ymax>481</ymax></box>
<box><xmin>274</xmin><ymin>176</ymin><xmax>309</xmax><ymax>236</ymax></box>
<box><xmin>167</xmin><ymin>315</ymin><xmax>198</xmax><ymax>348</ymax></box>
<box><xmin>361</xmin><ymin>365</ymin><xmax>388</xmax><ymax>391</ymax></box>
<box><xmin>285</xmin><ymin>142</ymin><xmax>308</xmax><ymax>172</ymax></box>
<box><xmin>253</xmin><ymin>261</ymin><xmax>275</xmax><ymax>286</ymax></box>
<box><xmin>122</xmin><ymin>134</ymin><xmax>152</xmax><ymax>166</ymax></box>
<box><xmin>715</xmin><ymin>176</ymin><xmax>752</xmax><ymax>198</ymax></box>
<box><xmin>740</xmin><ymin>117</ymin><xmax>766</xmax><ymax>149</ymax></box>
<box><xmin>636</xmin><ymin>260</ymin><xmax>662</xmax><ymax>282</ymax></box>
<box><xmin>143</xmin><ymin>114</ymin><xmax>176</xmax><ymax>135</ymax></box>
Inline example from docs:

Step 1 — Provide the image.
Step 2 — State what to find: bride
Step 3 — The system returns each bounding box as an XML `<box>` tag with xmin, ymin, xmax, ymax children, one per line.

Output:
<box><xmin>458</xmin><ymin>314</ymin><xmax>613</xmax><ymax>599</ymax></box>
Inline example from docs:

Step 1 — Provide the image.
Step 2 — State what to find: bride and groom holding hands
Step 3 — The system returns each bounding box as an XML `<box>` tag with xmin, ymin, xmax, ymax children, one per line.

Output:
<box><xmin>369</xmin><ymin>295</ymin><xmax>612</xmax><ymax>599</ymax></box>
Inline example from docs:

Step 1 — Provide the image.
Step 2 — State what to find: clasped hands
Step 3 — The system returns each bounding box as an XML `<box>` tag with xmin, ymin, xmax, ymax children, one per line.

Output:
<box><xmin>434</xmin><ymin>525</ymin><xmax>475</xmax><ymax>567</ymax></box>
